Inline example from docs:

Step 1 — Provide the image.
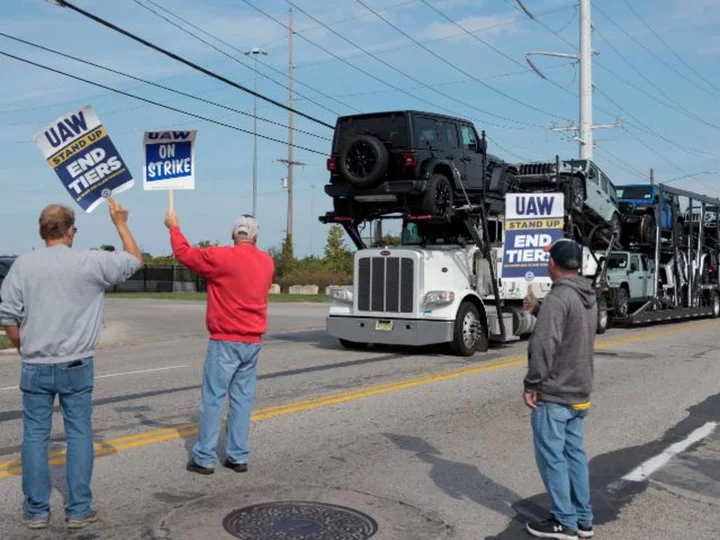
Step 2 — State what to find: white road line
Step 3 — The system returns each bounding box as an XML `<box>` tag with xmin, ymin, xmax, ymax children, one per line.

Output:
<box><xmin>623</xmin><ymin>421</ymin><xmax>718</xmax><ymax>482</ymax></box>
<box><xmin>0</xmin><ymin>365</ymin><xmax>187</xmax><ymax>392</ymax></box>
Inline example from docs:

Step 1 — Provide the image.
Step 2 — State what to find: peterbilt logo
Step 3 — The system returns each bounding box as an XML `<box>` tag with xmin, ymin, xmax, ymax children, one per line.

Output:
<box><xmin>380</xmin><ymin>250</ymin><xmax>391</xmax><ymax>256</ymax></box>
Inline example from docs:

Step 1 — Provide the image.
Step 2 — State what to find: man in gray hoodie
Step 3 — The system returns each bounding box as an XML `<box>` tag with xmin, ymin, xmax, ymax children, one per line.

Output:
<box><xmin>522</xmin><ymin>238</ymin><xmax>597</xmax><ymax>540</ymax></box>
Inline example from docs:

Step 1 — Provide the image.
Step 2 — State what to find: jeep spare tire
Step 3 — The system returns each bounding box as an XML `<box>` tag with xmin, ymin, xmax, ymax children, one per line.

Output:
<box><xmin>339</xmin><ymin>135</ymin><xmax>389</xmax><ymax>188</ymax></box>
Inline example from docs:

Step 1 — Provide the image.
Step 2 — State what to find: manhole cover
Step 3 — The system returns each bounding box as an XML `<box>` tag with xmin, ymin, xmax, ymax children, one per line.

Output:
<box><xmin>222</xmin><ymin>501</ymin><xmax>378</xmax><ymax>539</ymax></box>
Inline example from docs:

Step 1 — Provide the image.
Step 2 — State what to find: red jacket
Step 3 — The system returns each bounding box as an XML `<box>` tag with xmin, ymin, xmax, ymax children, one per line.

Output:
<box><xmin>170</xmin><ymin>227</ymin><xmax>275</xmax><ymax>343</ymax></box>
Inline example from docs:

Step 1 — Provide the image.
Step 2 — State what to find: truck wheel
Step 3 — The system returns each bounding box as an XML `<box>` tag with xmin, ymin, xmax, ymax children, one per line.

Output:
<box><xmin>420</xmin><ymin>174</ymin><xmax>453</xmax><ymax>218</ymax></box>
<box><xmin>339</xmin><ymin>339</ymin><xmax>368</xmax><ymax>350</ymax></box>
<box><xmin>571</xmin><ymin>177</ymin><xmax>585</xmax><ymax>212</ymax></box>
<box><xmin>674</xmin><ymin>221</ymin><xmax>685</xmax><ymax>248</ymax></box>
<box><xmin>450</xmin><ymin>302</ymin><xmax>487</xmax><ymax>356</ymax></box>
<box><xmin>596</xmin><ymin>295</ymin><xmax>609</xmax><ymax>334</ymax></box>
<box><xmin>711</xmin><ymin>292</ymin><xmax>720</xmax><ymax>318</ymax></box>
<box><xmin>339</xmin><ymin>135</ymin><xmax>389</xmax><ymax>189</ymax></box>
<box><xmin>614</xmin><ymin>287</ymin><xmax>630</xmax><ymax>319</ymax></box>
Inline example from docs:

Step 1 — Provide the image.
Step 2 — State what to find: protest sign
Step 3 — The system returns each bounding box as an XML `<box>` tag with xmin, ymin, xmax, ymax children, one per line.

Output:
<box><xmin>143</xmin><ymin>130</ymin><xmax>196</xmax><ymax>191</ymax></box>
<box><xmin>502</xmin><ymin>193</ymin><xmax>565</xmax><ymax>281</ymax></box>
<box><xmin>34</xmin><ymin>105</ymin><xmax>133</xmax><ymax>213</ymax></box>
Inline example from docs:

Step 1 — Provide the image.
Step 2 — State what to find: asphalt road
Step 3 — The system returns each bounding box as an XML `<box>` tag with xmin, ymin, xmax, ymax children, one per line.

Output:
<box><xmin>0</xmin><ymin>298</ymin><xmax>719</xmax><ymax>539</ymax></box>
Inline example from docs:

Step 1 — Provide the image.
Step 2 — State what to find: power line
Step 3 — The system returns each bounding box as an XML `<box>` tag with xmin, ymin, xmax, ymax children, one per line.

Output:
<box><xmin>241</xmin><ymin>0</ymin><xmax>543</xmax><ymax>130</ymax></box>
<box><xmin>294</xmin><ymin>2</ymin><xmax>575</xmax><ymax>70</ymax></box>
<box><xmin>594</xmin><ymin>3</ymin><xmax>720</xmax><ymax>102</ymax></box>
<box><xmin>51</xmin><ymin>0</ymin><xmax>334</xmax><ymax>129</ymax></box>
<box><xmin>620</xmin><ymin>0</ymin><xmax>720</xmax><ymax>99</ymax></box>
<box><xmin>592</xmin><ymin>26</ymin><xmax>720</xmax><ymax>133</ymax></box>
<box><xmin>0</xmin><ymin>50</ymin><xmax>327</xmax><ymax>155</ymax></box>
<box><xmin>352</xmin><ymin>0</ymin><xmax>571</xmax><ymax>121</ymax></box>
<box><xmin>134</xmin><ymin>0</ymin><xmax>357</xmax><ymax>116</ymax></box>
<box><xmin>0</xmin><ymin>32</ymin><xmax>331</xmax><ymax>142</ymax></box>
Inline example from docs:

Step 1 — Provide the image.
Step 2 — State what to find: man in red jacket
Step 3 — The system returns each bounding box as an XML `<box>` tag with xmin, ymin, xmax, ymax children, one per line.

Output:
<box><xmin>165</xmin><ymin>211</ymin><xmax>274</xmax><ymax>475</ymax></box>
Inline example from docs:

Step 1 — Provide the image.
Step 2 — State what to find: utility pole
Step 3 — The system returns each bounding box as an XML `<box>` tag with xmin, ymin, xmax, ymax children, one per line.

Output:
<box><xmin>244</xmin><ymin>46</ymin><xmax>268</xmax><ymax>216</ymax></box>
<box><xmin>523</xmin><ymin>0</ymin><xmax>620</xmax><ymax>160</ymax></box>
<box><xmin>650</xmin><ymin>168</ymin><xmax>655</xmax><ymax>185</ymax></box>
<box><xmin>277</xmin><ymin>8</ymin><xmax>305</xmax><ymax>244</ymax></box>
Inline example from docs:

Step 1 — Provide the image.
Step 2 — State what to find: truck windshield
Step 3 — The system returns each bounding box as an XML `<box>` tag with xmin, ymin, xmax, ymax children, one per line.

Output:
<box><xmin>607</xmin><ymin>254</ymin><xmax>629</xmax><ymax>269</ymax></box>
<box><xmin>334</xmin><ymin>114</ymin><xmax>409</xmax><ymax>151</ymax></box>
<box><xmin>617</xmin><ymin>186</ymin><xmax>653</xmax><ymax>200</ymax></box>
<box><xmin>401</xmin><ymin>220</ymin><xmax>474</xmax><ymax>246</ymax></box>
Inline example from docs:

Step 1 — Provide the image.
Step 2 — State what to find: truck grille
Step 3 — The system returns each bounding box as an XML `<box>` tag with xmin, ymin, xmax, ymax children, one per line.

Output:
<box><xmin>518</xmin><ymin>162</ymin><xmax>555</xmax><ymax>176</ymax></box>
<box><xmin>357</xmin><ymin>257</ymin><xmax>414</xmax><ymax>314</ymax></box>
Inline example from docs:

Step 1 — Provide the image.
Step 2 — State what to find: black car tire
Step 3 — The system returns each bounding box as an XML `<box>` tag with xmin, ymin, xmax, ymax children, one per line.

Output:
<box><xmin>639</xmin><ymin>213</ymin><xmax>656</xmax><ymax>245</ymax></box>
<box><xmin>596</xmin><ymin>294</ymin><xmax>609</xmax><ymax>334</ymax></box>
<box><xmin>674</xmin><ymin>221</ymin><xmax>685</xmax><ymax>248</ymax></box>
<box><xmin>614</xmin><ymin>286</ymin><xmax>630</xmax><ymax>319</ymax></box>
<box><xmin>420</xmin><ymin>174</ymin><xmax>453</xmax><ymax>217</ymax></box>
<box><xmin>339</xmin><ymin>135</ymin><xmax>389</xmax><ymax>189</ymax></box>
<box><xmin>571</xmin><ymin>176</ymin><xmax>585</xmax><ymax>212</ymax></box>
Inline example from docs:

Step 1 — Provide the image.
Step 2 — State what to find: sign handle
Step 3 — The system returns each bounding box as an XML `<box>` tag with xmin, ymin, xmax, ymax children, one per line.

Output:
<box><xmin>168</xmin><ymin>189</ymin><xmax>175</xmax><ymax>214</ymax></box>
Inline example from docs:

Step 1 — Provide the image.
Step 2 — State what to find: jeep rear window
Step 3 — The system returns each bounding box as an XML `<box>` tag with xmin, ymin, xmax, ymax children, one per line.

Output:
<box><xmin>617</xmin><ymin>186</ymin><xmax>653</xmax><ymax>200</ymax></box>
<box><xmin>334</xmin><ymin>115</ymin><xmax>409</xmax><ymax>151</ymax></box>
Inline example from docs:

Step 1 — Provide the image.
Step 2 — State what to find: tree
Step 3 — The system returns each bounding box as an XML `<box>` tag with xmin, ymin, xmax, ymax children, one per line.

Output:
<box><xmin>275</xmin><ymin>234</ymin><xmax>295</xmax><ymax>278</ymax></box>
<box><xmin>195</xmin><ymin>240</ymin><xmax>219</xmax><ymax>248</ymax></box>
<box><xmin>380</xmin><ymin>233</ymin><xmax>401</xmax><ymax>247</ymax></box>
<box><xmin>324</xmin><ymin>225</ymin><xmax>353</xmax><ymax>275</ymax></box>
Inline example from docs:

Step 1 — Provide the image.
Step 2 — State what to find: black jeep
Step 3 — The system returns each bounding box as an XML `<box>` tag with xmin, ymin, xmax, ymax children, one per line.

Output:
<box><xmin>324</xmin><ymin>111</ymin><xmax>516</xmax><ymax>219</ymax></box>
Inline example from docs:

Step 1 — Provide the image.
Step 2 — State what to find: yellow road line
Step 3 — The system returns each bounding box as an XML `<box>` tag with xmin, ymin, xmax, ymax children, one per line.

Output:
<box><xmin>0</xmin><ymin>319</ymin><xmax>716</xmax><ymax>479</ymax></box>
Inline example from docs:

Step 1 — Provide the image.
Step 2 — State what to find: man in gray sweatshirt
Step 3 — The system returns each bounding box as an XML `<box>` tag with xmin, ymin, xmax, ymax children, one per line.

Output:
<box><xmin>0</xmin><ymin>200</ymin><xmax>141</xmax><ymax>530</ymax></box>
<box><xmin>522</xmin><ymin>238</ymin><xmax>597</xmax><ymax>540</ymax></box>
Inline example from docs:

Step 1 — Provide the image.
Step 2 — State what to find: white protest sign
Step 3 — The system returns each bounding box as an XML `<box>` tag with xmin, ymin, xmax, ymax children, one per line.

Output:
<box><xmin>143</xmin><ymin>130</ymin><xmax>197</xmax><ymax>190</ymax></box>
<box><xmin>34</xmin><ymin>105</ymin><xmax>134</xmax><ymax>213</ymax></box>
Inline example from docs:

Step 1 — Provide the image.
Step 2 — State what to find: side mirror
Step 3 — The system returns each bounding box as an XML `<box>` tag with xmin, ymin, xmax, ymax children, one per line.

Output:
<box><xmin>477</xmin><ymin>138</ymin><xmax>487</xmax><ymax>154</ymax></box>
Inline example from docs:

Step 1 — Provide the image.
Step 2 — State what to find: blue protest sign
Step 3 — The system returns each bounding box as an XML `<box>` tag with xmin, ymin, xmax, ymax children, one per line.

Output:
<box><xmin>34</xmin><ymin>105</ymin><xmax>133</xmax><ymax>213</ymax></box>
<box><xmin>502</xmin><ymin>193</ymin><xmax>565</xmax><ymax>281</ymax></box>
<box><xmin>143</xmin><ymin>130</ymin><xmax>196</xmax><ymax>190</ymax></box>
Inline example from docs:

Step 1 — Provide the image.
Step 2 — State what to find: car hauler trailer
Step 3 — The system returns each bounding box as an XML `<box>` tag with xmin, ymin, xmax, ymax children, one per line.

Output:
<box><xmin>614</xmin><ymin>183</ymin><xmax>720</xmax><ymax>324</ymax></box>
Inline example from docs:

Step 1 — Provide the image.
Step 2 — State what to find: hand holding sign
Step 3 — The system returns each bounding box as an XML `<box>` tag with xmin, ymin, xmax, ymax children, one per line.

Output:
<box><xmin>164</xmin><ymin>211</ymin><xmax>179</xmax><ymax>230</ymax></box>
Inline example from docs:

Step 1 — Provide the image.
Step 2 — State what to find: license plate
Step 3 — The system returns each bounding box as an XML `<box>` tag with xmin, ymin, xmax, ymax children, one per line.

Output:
<box><xmin>375</xmin><ymin>320</ymin><xmax>394</xmax><ymax>332</ymax></box>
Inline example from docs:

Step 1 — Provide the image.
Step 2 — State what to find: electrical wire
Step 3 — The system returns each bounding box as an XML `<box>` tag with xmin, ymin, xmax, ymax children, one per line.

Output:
<box><xmin>595</xmin><ymin>3</ymin><xmax>720</xmax><ymax>102</ymax></box>
<box><xmin>134</xmin><ymin>0</ymin><xmax>356</xmax><ymax>116</ymax></box>
<box><xmin>620</xmin><ymin>0</ymin><xmax>720</xmax><ymax>99</ymax></box>
<box><xmin>593</xmin><ymin>26</ymin><xmax>720</xmax><ymax>133</ymax></box>
<box><xmin>51</xmin><ymin>0</ymin><xmax>334</xmax><ymax>129</ymax></box>
<box><xmin>0</xmin><ymin>50</ymin><xmax>327</xmax><ymax>155</ymax></box>
<box><xmin>352</xmin><ymin>0</ymin><xmax>571</xmax><ymax>121</ymax></box>
<box><xmin>0</xmin><ymin>32</ymin><xmax>330</xmax><ymax>142</ymax></box>
<box><xmin>241</xmin><ymin>0</ymin><xmax>544</xmax><ymax>130</ymax></box>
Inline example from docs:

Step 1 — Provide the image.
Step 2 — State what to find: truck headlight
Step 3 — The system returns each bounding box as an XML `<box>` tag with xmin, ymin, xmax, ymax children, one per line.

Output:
<box><xmin>329</xmin><ymin>287</ymin><xmax>353</xmax><ymax>303</ymax></box>
<box><xmin>424</xmin><ymin>290</ymin><xmax>455</xmax><ymax>306</ymax></box>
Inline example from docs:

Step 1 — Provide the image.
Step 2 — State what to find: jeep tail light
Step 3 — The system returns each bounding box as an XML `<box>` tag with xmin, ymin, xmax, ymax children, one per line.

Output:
<box><xmin>402</xmin><ymin>152</ymin><xmax>416</xmax><ymax>168</ymax></box>
<box><xmin>326</xmin><ymin>157</ymin><xmax>337</xmax><ymax>172</ymax></box>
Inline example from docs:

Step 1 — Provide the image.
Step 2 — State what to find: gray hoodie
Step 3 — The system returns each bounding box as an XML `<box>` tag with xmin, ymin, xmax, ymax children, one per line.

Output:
<box><xmin>524</xmin><ymin>276</ymin><xmax>597</xmax><ymax>405</ymax></box>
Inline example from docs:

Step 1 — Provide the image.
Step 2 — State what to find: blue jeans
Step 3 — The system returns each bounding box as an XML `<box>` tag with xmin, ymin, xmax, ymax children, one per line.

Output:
<box><xmin>531</xmin><ymin>402</ymin><xmax>593</xmax><ymax>530</ymax></box>
<box><xmin>192</xmin><ymin>340</ymin><xmax>261</xmax><ymax>468</ymax></box>
<box><xmin>20</xmin><ymin>358</ymin><xmax>94</xmax><ymax>519</ymax></box>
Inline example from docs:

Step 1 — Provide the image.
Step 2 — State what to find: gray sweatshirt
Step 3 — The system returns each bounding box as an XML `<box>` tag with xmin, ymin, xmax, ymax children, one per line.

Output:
<box><xmin>524</xmin><ymin>276</ymin><xmax>597</xmax><ymax>405</ymax></box>
<box><xmin>0</xmin><ymin>245</ymin><xmax>140</xmax><ymax>364</ymax></box>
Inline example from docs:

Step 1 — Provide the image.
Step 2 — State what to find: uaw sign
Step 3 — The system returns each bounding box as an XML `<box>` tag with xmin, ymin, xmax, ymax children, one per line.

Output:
<box><xmin>502</xmin><ymin>193</ymin><xmax>565</xmax><ymax>281</ymax></box>
<box><xmin>143</xmin><ymin>130</ymin><xmax>196</xmax><ymax>190</ymax></box>
<box><xmin>34</xmin><ymin>105</ymin><xmax>134</xmax><ymax>213</ymax></box>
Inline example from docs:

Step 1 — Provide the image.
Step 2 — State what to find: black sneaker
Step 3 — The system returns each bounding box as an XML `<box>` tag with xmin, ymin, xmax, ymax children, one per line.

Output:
<box><xmin>526</xmin><ymin>517</ymin><xmax>578</xmax><ymax>540</ymax></box>
<box><xmin>223</xmin><ymin>459</ymin><xmax>248</xmax><ymax>473</ymax></box>
<box><xmin>578</xmin><ymin>523</ymin><xmax>594</xmax><ymax>538</ymax></box>
<box><xmin>186</xmin><ymin>459</ymin><xmax>214</xmax><ymax>475</ymax></box>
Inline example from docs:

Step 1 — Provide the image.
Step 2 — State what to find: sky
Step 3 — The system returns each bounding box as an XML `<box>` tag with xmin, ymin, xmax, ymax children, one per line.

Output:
<box><xmin>2</xmin><ymin>0</ymin><xmax>720</xmax><ymax>257</ymax></box>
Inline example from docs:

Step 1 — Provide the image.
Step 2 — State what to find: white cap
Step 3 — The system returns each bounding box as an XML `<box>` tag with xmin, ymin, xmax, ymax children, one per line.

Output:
<box><xmin>232</xmin><ymin>214</ymin><xmax>259</xmax><ymax>239</ymax></box>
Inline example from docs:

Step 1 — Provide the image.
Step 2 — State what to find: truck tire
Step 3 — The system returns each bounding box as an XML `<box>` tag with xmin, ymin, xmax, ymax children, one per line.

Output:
<box><xmin>449</xmin><ymin>302</ymin><xmax>488</xmax><ymax>356</ymax></box>
<box><xmin>420</xmin><ymin>174</ymin><xmax>453</xmax><ymax>218</ymax></box>
<box><xmin>639</xmin><ymin>214</ymin><xmax>656</xmax><ymax>245</ymax></box>
<box><xmin>614</xmin><ymin>287</ymin><xmax>630</xmax><ymax>319</ymax></box>
<box><xmin>339</xmin><ymin>135</ymin><xmax>389</xmax><ymax>189</ymax></box>
<box><xmin>711</xmin><ymin>291</ymin><xmax>720</xmax><ymax>318</ymax></box>
<box><xmin>338</xmin><ymin>339</ymin><xmax>368</xmax><ymax>350</ymax></box>
<box><xmin>596</xmin><ymin>295</ymin><xmax>609</xmax><ymax>334</ymax></box>
<box><xmin>571</xmin><ymin>176</ymin><xmax>585</xmax><ymax>212</ymax></box>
